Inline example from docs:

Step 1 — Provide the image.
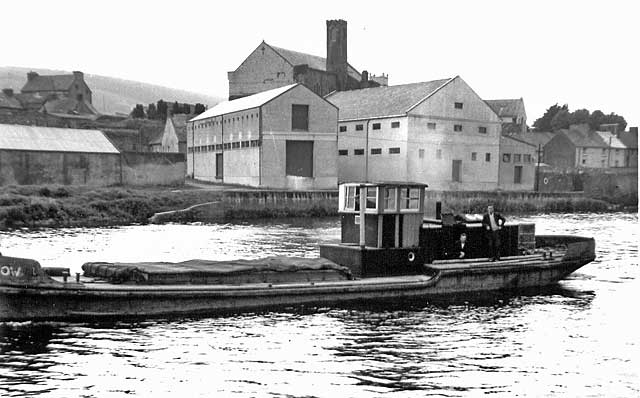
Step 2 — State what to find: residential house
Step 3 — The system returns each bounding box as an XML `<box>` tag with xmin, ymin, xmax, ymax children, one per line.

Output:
<box><xmin>21</xmin><ymin>71</ymin><xmax>93</xmax><ymax>104</ymax></box>
<box><xmin>485</xmin><ymin>98</ymin><xmax>527</xmax><ymax>135</ymax></box>
<box><xmin>326</xmin><ymin>76</ymin><xmax>502</xmax><ymax>190</ymax></box>
<box><xmin>150</xmin><ymin>115</ymin><xmax>189</xmax><ymax>153</ymax></box>
<box><xmin>228</xmin><ymin>20</ymin><xmax>386</xmax><ymax>100</ymax></box>
<box><xmin>544</xmin><ymin>124</ymin><xmax>628</xmax><ymax>169</ymax></box>
<box><xmin>618</xmin><ymin>127</ymin><xmax>638</xmax><ymax>168</ymax></box>
<box><xmin>187</xmin><ymin>83</ymin><xmax>337</xmax><ymax>189</ymax></box>
<box><xmin>498</xmin><ymin>135</ymin><xmax>536</xmax><ymax>190</ymax></box>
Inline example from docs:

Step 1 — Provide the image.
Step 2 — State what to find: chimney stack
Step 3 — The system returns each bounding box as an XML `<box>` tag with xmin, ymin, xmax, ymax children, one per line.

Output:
<box><xmin>326</xmin><ymin>19</ymin><xmax>348</xmax><ymax>91</ymax></box>
<box><xmin>27</xmin><ymin>71</ymin><xmax>39</xmax><ymax>81</ymax></box>
<box><xmin>73</xmin><ymin>71</ymin><xmax>84</xmax><ymax>79</ymax></box>
<box><xmin>2</xmin><ymin>88</ymin><xmax>14</xmax><ymax>97</ymax></box>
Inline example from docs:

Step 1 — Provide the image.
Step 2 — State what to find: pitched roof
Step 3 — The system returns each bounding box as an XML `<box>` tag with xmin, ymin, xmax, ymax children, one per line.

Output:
<box><xmin>190</xmin><ymin>84</ymin><xmax>298</xmax><ymax>122</ymax></box>
<box><xmin>0</xmin><ymin>91</ymin><xmax>23</xmax><ymax>110</ymax></box>
<box><xmin>269</xmin><ymin>43</ymin><xmax>361</xmax><ymax>81</ymax></box>
<box><xmin>22</xmin><ymin>74</ymin><xmax>76</xmax><ymax>92</ymax></box>
<box><xmin>170</xmin><ymin>114</ymin><xmax>189</xmax><ymax>142</ymax></box>
<box><xmin>0</xmin><ymin>124</ymin><xmax>119</xmax><ymax>153</ymax></box>
<box><xmin>15</xmin><ymin>92</ymin><xmax>50</xmax><ymax>108</ymax></box>
<box><xmin>325</xmin><ymin>78</ymin><xmax>453</xmax><ymax>120</ymax></box>
<box><xmin>485</xmin><ymin>99</ymin><xmax>523</xmax><ymax>118</ymax></box>
<box><xmin>562</xmin><ymin>128</ymin><xmax>608</xmax><ymax>148</ymax></box>
<box><xmin>42</xmin><ymin>97</ymin><xmax>99</xmax><ymax>116</ymax></box>
<box><xmin>500</xmin><ymin>134</ymin><xmax>536</xmax><ymax>148</ymax></box>
<box><xmin>511</xmin><ymin>132</ymin><xmax>554</xmax><ymax>148</ymax></box>
<box><xmin>595</xmin><ymin>131</ymin><xmax>627</xmax><ymax>149</ymax></box>
<box><xmin>618</xmin><ymin>130</ymin><xmax>638</xmax><ymax>149</ymax></box>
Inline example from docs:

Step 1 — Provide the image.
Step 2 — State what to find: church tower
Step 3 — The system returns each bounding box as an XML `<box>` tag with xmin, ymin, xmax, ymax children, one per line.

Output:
<box><xmin>326</xmin><ymin>19</ymin><xmax>348</xmax><ymax>91</ymax></box>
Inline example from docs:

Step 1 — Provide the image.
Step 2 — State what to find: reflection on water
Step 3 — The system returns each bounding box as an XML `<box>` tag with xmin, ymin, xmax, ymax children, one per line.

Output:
<box><xmin>0</xmin><ymin>213</ymin><xmax>638</xmax><ymax>397</ymax></box>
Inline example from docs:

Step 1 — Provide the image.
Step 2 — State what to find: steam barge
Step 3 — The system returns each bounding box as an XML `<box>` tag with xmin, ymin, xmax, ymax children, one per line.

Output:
<box><xmin>0</xmin><ymin>182</ymin><xmax>595</xmax><ymax>321</ymax></box>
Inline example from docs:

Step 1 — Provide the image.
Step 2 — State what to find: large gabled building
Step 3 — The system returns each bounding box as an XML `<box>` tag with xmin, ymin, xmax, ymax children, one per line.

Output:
<box><xmin>187</xmin><ymin>83</ymin><xmax>338</xmax><ymax>190</ymax></box>
<box><xmin>485</xmin><ymin>98</ymin><xmax>528</xmax><ymax>135</ymax></box>
<box><xmin>227</xmin><ymin>20</ymin><xmax>386</xmax><ymax>100</ymax></box>
<box><xmin>326</xmin><ymin>76</ymin><xmax>502</xmax><ymax>191</ymax></box>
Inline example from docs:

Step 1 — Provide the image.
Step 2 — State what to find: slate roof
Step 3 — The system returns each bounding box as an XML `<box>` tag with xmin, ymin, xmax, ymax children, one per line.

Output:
<box><xmin>0</xmin><ymin>91</ymin><xmax>23</xmax><ymax>110</ymax></box>
<box><xmin>511</xmin><ymin>132</ymin><xmax>554</xmax><ymax>148</ymax></box>
<box><xmin>325</xmin><ymin>78</ymin><xmax>453</xmax><ymax>121</ymax></box>
<box><xmin>170</xmin><ymin>114</ymin><xmax>189</xmax><ymax>142</ymax></box>
<box><xmin>190</xmin><ymin>84</ymin><xmax>298</xmax><ymax>121</ymax></box>
<box><xmin>42</xmin><ymin>97</ymin><xmax>99</xmax><ymax>116</ymax></box>
<box><xmin>15</xmin><ymin>92</ymin><xmax>49</xmax><ymax>108</ymax></box>
<box><xmin>562</xmin><ymin>128</ymin><xmax>609</xmax><ymax>148</ymax></box>
<box><xmin>595</xmin><ymin>131</ymin><xmax>627</xmax><ymax>149</ymax></box>
<box><xmin>618</xmin><ymin>130</ymin><xmax>638</xmax><ymax>149</ymax></box>
<box><xmin>269</xmin><ymin>43</ymin><xmax>361</xmax><ymax>81</ymax></box>
<box><xmin>22</xmin><ymin>74</ymin><xmax>76</xmax><ymax>92</ymax></box>
<box><xmin>0</xmin><ymin>124</ymin><xmax>119</xmax><ymax>153</ymax></box>
<box><xmin>485</xmin><ymin>99</ymin><xmax>523</xmax><ymax>118</ymax></box>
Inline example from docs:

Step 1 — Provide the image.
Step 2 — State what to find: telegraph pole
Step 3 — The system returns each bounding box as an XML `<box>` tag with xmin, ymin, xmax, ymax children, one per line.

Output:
<box><xmin>535</xmin><ymin>143</ymin><xmax>542</xmax><ymax>192</ymax></box>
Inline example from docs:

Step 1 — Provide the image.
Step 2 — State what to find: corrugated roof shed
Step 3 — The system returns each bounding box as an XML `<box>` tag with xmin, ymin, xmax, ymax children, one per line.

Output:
<box><xmin>325</xmin><ymin>78</ymin><xmax>453</xmax><ymax>121</ymax></box>
<box><xmin>190</xmin><ymin>84</ymin><xmax>297</xmax><ymax>122</ymax></box>
<box><xmin>0</xmin><ymin>124</ymin><xmax>119</xmax><ymax>153</ymax></box>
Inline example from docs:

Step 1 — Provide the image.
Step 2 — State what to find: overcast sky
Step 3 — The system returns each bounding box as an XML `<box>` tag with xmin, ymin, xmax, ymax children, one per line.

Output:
<box><xmin>2</xmin><ymin>0</ymin><xmax>638</xmax><ymax>127</ymax></box>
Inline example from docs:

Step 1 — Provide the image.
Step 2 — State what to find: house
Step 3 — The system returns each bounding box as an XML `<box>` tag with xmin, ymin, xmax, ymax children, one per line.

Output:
<box><xmin>498</xmin><ymin>135</ymin><xmax>536</xmax><ymax>190</ymax></box>
<box><xmin>21</xmin><ymin>71</ymin><xmax>93</xmax><ymax>104</ymax></box>
<box><xmin>228</xmin><ymin>20</ymin><xmax>386</xmax><ymax>100</ymax></box>
<box><xmin>485</xmin><ymin>98</ymin><xmax>528</xmax><ymax>135</ymax></box>
<box><xmin>544</xmin><ymin>124</ymin><xmax>628</xmax><ymax>169</ymax></box>
<box><xmin>149</xmin><ymin>115</ymin><xmax>189</xmax><ymax>153</ymax></box>
<box><xmin>0</xmin><ymin>123</ymin><xmax>120</xmax><ymax>185</ymax></box>
<box><xmin>618</xmin><ymin>127</ymin><xmax>638</xmax><ymax>168</ymax></box>
<box><xmin>326</xmin><ymin>76</ymin><xmax>502</xmax><ymax>190</ymax></box>
<box><xmin>187</xmin><ymin>83</ymin><xmax>338</xmax><ymax>189</ymax></box>
<box><xmin>509</xmin><ymin>131</ymin><xmax>554</xmax><ymax>163</ymax></box>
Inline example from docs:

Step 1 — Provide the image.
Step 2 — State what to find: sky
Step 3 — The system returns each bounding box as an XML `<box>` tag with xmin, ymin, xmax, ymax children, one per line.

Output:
<box><xmin>2</xmin><ymin>0</ymin><xmax>639</xmax><ymax>127</ymax></box>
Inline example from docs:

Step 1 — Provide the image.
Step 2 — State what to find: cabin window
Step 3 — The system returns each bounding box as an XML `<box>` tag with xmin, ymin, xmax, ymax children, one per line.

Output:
<box><xmin>345</xmin><ymin>186</ymin><xmax>358</xmax><ymax>210</ymax></box>
<box><xmin>366</xmin><ymin>188</ymin><xmax>377</xmax><ymax>209</ymax></box>
<box><xmin>291</xmin><ymin>104</ymin><xmax>309</xmax><ymax>131</ymax></box>
<box><xmin>391</xmin><ymin>121</ymin><xmax>400</xmax><ymax>128</ymax></box>
<box><xmin>384</xmin><ymin>187</ymin><xmax>396</xmax><ymax>210</ymax></box>
<box><xmin>401</xmin><ymin>188</ymin><xmax>420</xmax><ymax>210</ymax></box>
<box><xmin>372</xmin><ymin>123</ymin><xmax>381</xmax><ymax>130</ymax></box>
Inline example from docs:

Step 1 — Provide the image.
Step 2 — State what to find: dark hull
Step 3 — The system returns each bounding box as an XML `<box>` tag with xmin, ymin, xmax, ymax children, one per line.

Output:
<box><xmin>0</xmin><ymin>236</ymin><xmax>595</xmax><ymax>321</ymax></box>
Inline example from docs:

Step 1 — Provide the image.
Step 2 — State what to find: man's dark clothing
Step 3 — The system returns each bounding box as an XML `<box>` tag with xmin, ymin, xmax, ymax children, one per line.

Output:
<box><xmin>482</xmin><ymin>211</ymin><xmax>506</xmax><ymax>260</ymax></box>
<box><xmin>452</xmin><ymin>240</ymin><xmax>467</xmax><ymax>259</ymax></box>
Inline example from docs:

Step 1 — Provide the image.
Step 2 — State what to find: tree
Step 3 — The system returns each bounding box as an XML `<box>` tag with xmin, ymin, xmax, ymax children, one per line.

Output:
<box><xmin>156</xmin><ymin>100</ymin><xmax>168</xmax><ymax>120</ymax></box>
<box><xmin>568</xmin><ymin>108</ymin><xmax>590</xmax><ymax>127</ymax></box>
<box><xmin>589</xmin><ymin>110</ymin><xmax>605</xmax><ymax>131</ymax></box>
<box><xmin>550</xmin><ymin>108</ymin><xmax>571</xmax><ymax>131</ymax></box>
<box><xmin>600</xmin><ymin>113</ymin><xmax>627</xmax><ymax>133</ymax></box>
<box><xmin>147</xmin><ymin>103</ymin><xmax>157</xmax><ymax>120</ymax></box>
<box><xmin>172</xmin><ymin>101</ymin><xmax>181</xmax><ymax>115</ymax></box>
<box><xmin>183</xmin><ymin>103</ymin><xmax>191</xmax><ymax>114</ymax></box>
<box><xmin>532</xmin><ymin>103</ymin><xmax>567</xmax><ymax>132</ymax></box>
<box><xmin>194</xmin><ymin>103</ymin><xmax>206</xmax><ymax>115</ymax></box>
<box><xmin>130</xmin><ymin>104</ymin><xmax>145</xmax><ymax>118</ymax></box>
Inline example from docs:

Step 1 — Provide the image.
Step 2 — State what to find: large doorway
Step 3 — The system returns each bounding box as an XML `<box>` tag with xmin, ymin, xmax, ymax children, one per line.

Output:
<box><xmin>286</xmin><ymin>140</ymin><xmax>313</xmax><ymax>177</ymax></box>
<box><xmin>216</xmin><ymin>153</ymin><xmax>223</xmax><ymax>180</ymax></box>
<box><xmin>514</xmin><ymin>165</ymin><xmax>523</xmax><ymax>184</ymax></box>
<box><xmin>452</xmin><ymin>159</ymin><xmax>462</xmax><ymax>182</ymax></box>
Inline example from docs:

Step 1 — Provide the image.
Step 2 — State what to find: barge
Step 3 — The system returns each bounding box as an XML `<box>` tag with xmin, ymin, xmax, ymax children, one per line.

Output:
<box><xmin>0</xmin><ymin>182</ymin><xmax>595</xmax><ymax>321</ymax></box>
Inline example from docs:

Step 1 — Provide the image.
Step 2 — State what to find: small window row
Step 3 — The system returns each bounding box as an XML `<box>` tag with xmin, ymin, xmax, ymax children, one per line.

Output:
<box><xmin>502</xmin><ymin>153</ymin><xmax>533</xmax><ymax>163</ymax></box>
<box><xmin>188</xmin><ymin>139</ymin><xmax>261</xmax><ymax>153</ymax></box>
<box><xmin>338</xmin><ymin>147</ymin><xmax>401</xmax><ymax>156</ymax></box>
<box><xmin>191</xmin><ymin>114</ymin><xmax>258</xmax><ymax>130</ymax></box>
<box><xmin>339</xmin><ymin>121</ymin><xmax>401</xmax><ymax>133</ymax></box>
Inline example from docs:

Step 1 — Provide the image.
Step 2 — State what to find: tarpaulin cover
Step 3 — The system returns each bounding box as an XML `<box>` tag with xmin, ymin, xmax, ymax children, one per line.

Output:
<box><xmin>82</xmin><ymin>256</ymin><xmax>352</xmax><ymax>284</ymax></box>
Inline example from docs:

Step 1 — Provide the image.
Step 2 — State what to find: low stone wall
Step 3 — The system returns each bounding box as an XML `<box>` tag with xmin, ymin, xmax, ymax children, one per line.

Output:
<box><xmin>121</xmin><ymin>152</ymin><xmax>186</xmax><ymax>186</ymax></box>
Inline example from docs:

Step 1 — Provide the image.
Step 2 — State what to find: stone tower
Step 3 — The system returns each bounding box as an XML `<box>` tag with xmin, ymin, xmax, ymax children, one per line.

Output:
<box><xmin>326</xmin><ymin>19</ymin><xmax>348</xmax><ymax>91</ymax></box>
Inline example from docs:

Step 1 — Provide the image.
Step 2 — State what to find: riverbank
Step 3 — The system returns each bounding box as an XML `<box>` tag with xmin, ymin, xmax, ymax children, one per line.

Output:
<box><xmin>0</xmin><ymin>185</ymin><xmax>625</xmax><ymax>229</ymax></box>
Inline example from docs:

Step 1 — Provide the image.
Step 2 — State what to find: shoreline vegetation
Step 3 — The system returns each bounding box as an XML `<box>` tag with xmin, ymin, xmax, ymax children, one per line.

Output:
<box><xmin>0</xmin><ymin>185</ymin><xmax>632</xmax><ymax>230</ymax></box>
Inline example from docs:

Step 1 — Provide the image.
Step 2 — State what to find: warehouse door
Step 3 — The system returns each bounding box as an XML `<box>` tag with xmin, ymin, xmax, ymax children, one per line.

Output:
<box><xmin>216</xmin><ymin>153</ymin><xmax>223</xmax><ymax>179</ymax></box>
<box><xmin>452</xmin><ymin>160</ymin><xmax>462</xmax><ymax>182</ymax></box>
<box><xmin>286</xmin><ymin>140</ymin><xmax>313</xmax><ymax>177</ymax></box>
<box><xmin>514</xmin><ymin>165</ymin><xmax>522</xmax><ymax>184</ymax></box>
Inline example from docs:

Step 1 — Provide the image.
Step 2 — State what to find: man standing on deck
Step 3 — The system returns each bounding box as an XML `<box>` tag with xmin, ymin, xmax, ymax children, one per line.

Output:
<box><xmin>482</xmin><ymin>205</ymin><xmax>506</xmax><ymax>261</ymax></box>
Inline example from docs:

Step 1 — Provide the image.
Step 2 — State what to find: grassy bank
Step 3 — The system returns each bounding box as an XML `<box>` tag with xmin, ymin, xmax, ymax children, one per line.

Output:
<box><xmin>0</xmin><ymin>185</ymin><xmax>622</xmax><ymax>230</ymax></box>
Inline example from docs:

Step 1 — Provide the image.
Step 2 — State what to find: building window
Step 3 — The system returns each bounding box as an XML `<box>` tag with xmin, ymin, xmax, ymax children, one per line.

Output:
<box><xmin>366</xmin><ymin>187</ymin><xmax>377</xmax><ymax>209</ymax></box>
<box><xmin>524</xmin><ymin>154</ymin><xmax>532</xmax><ymax>163</ymax></box>
<box><xmin>371</xmin><ymin>148</ymin><xmax>382</xmax><ymax>155</ymax></box>
<box><xmin>389</xmin><ymin>147</ymin><xmax>400</xmax><ymax>154</ymax></box>
<box><xmin>384</xmin><ymin>188</ymin><xmax>396</xmax><ymax>210</ymax></box>
<box><xmin>436</xmin><ymin>149</ymin><xmax>442</xmax><ymax>159</ymax></box>
<box><xmin>338</xmin><ymin>149</ymin><xmax>348</xmax><ymax>156</ymax></box>
<box><xmin>291</xmin><ymin>104</ymin><xmax>309</xmax><ymax>131</ymax></box>
<box><xmin>454</xmin><ymin>102</ymin><xmax>463</xmax><ymax>109</ymax></box>
<box><xmin>286</xmin><ymin>140</ymin><xmax>313</xmax><ymax>177</ymax></box>
<box><xmin>418</xmin><ymin>149</ymin><xmax>425</xmax><ymax>158</ymax></box>
<box><xmin>514</xmin><ymin>166</ymin><xmax>523</xmax><ymax>184</ymax></box>
<box><xmin>391</xmin><ymin>121</ymin><xmax>400</xmax><ymax>128</ymax></box>
<box><xmin>503</xmin><ymin>153</ymin><xmax>511</xmax><ymax>163</ymax></box>
<box><xmin>401</xmin><ymin>188</ymin><xmax>420</xmax><ymax>210</ymax></box>
<box><xmin>355</xmin><ymin>124</ymin><xmax>364</xmax><ymax>131</ymax></box>
<box><xmin>452</xmin><ymin>159</ymin><xmax>462</xmax><ymax>182</ymax></box>
<box><xmin>514</xmin><ymin>154</ymin><xmax>522</xmax><ymax>163</ymax></box>
<box><xmin>372</xmin><ymin>123</ymin><xmax>381</xmax><ymax>130</ymax></box>
<box><xmin>454</xmin><ymin>124</ymin><xmax>463</xmax><ymax>132</ymax></box>
<box><xmin>354</xmin><ymin>148</ymin><xmax>364</xmax><ymax>155</ymax></box>
<box><xmin>582</xmin><ymin>159</ymin><xmax>586</xmax><ymax>164</ymax></box>
<box><xmin>339</xmin><ymin>125</ymin><xmax>347</xmax><ymax>132</ymax></box>
<box><xmin>427</xmin><ymin>122</ymin><xmax>436</xmax><ymax>130</ymax></box>
<box><xmin>471</xmin><ymin>152</ymin><xmax>477</xmax><ymax>161</ymax></box>
<box><xmin>478</xmin><ymin>126</ymin><xmax>487</xmax><ymax>134</ymax></box>
<box><xmin>486</xmin><ymin>153</ymin><xmax>491</xmax><ymax>162</ymax></box>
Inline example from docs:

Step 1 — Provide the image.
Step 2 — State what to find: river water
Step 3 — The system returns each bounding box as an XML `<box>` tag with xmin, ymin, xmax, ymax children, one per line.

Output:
<box><xmin>0</xmin><ymin>213</ymin><xmax>638</xmax><ymax>397</ymax></box>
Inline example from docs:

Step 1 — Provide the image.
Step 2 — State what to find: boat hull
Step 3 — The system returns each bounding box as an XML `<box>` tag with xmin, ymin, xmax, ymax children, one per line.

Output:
<box><xmin>0</xmin><ymin>237</ymin><xmax>594</xmax><ymax>321</ymax></box>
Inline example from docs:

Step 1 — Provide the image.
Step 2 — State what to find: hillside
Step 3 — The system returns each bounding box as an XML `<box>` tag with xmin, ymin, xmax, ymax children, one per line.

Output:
<box><xmin>0</xmin><ymin>66</ymin><xmax>222</xmax><ymax>115</ymax></box>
